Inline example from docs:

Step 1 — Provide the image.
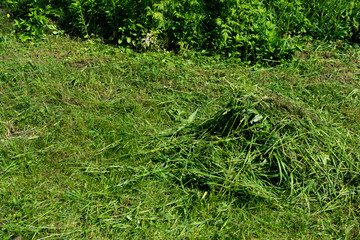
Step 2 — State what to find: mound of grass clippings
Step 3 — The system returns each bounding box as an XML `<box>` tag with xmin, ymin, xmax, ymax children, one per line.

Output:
<box><xmin>152</xmin><ymin>90</ymin><xmax>360</xmax><ymax>207</ymax></box>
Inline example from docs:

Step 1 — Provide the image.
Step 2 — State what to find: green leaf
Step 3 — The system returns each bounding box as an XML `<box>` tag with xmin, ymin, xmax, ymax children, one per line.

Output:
<box><xmin>250</xmin><ymin>114</ymin><xmax>263</xmax><ymax>124</ymax></box>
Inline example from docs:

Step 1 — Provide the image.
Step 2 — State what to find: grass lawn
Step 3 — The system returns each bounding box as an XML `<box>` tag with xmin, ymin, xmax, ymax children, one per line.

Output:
<box><xmin>1</xmin><ymin>10</ymin><xmax>360</xmax><ymax>239</ymax></box>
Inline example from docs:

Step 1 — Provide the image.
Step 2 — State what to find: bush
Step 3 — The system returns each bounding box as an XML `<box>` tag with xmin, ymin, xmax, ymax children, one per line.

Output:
<box><xmin>6</xmin><ymin>0</ymin><xmax>62</xmax><ymax>41</ymax></box>
<box><xmin>5</xmin><ymin>0</ymin><xmax>360</xmax><ymax>61</ymax></box>
<box><xmin>267</xmin><ymin>0</ymin><xmax>360</xmax><ymax>43</ymax></box>
<box><xmin>302</xmin><ymin>0</ymin><xmax>360</xmax><ymax>43</ymax></box>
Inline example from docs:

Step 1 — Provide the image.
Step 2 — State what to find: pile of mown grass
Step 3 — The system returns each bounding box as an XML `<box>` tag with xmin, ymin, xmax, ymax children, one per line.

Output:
<box><xmin>150</xmin><ymin>89</ymin><xmax>360</xmax><ymax>207</ymax></box>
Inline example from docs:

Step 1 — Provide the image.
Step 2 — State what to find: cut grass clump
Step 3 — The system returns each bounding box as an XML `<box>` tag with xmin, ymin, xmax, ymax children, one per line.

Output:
<box><xmin>153</xmin><ymin>90</ymin><xmax>360</xmax><ymax>206</ymax></box>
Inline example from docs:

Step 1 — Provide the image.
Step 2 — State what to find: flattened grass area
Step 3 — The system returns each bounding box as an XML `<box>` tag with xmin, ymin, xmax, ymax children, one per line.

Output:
<box><xmin>1</xmin><ymin>13</ymin><xmax>360</xmax><ymax>240</ymax></box>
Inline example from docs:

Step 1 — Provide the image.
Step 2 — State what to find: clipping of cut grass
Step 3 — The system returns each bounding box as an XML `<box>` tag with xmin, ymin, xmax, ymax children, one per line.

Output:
<box><xmin>1</xmin><ymin>10</ymin><xmax>360</xmax><ymax>239</ymax></box>
<box><xmin>150</xmin><ymin>90</ymin><xmax>360</xmax><ymax>205</ymax></box>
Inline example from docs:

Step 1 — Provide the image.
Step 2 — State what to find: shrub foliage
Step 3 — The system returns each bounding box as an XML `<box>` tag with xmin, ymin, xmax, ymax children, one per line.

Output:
<box><xmin>5</xmin><ymin>0</ymin><xmax>360</xmax><ymax>61</ymax></box>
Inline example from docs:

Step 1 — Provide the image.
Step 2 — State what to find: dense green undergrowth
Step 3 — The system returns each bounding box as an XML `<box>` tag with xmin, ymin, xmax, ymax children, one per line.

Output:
<box><xmin>3</xmin><ymin>0</ymin><xmax>360</xmax><ymax>63</ymax></box>
<box><xmin>1</xmin><ymin>9</ymin><xmax>360</xmax><ymax>239</ymax></box>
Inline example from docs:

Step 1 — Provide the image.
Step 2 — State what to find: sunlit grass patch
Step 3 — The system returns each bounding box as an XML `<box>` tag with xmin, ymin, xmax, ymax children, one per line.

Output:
<box><xmin>1</xmin><ymin>11</ymin><xmax>360</xmax><ymax>239</ymax></box>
